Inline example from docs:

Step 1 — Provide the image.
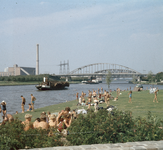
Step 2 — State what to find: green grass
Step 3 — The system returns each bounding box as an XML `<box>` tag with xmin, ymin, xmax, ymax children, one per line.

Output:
<box><xmin>14</xmin><ymin>90</ymin><xmax>163</xmax><ymax>122</ymax></box>
<box><xmin>0</xmin><ymin>81</ymin><xmax>40</xmax><ymax>86</ymax></box>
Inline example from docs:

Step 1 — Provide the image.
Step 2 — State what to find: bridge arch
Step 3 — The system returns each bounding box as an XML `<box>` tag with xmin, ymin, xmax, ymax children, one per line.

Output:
<box><xmin>69</xmin><ymin>63</ymin><xmax>141</xmax><ymax>75</ymax></box>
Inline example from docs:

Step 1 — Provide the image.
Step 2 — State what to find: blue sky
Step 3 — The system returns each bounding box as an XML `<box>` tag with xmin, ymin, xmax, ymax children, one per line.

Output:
<box><xmin>0</xmin><ymin>0</ymin><xmax>163</xmax><ymax>74</ymax></box>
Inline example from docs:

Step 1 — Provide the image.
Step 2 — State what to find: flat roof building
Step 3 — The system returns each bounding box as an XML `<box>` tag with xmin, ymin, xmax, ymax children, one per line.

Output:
<box><xmin>0</xmin><ymin>64</ymin><xmax>35</xmax><ymax>76</ymax></box>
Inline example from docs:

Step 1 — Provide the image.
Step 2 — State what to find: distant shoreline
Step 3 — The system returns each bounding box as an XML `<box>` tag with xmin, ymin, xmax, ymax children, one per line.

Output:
<box><xmin>0</xmin><ymin>81</ymin><xmax>40</xmax><ymax>86</ymax></box>
<box><xmin>0</xmin><ymin>81</ymin><xmax>159</xmax><ymax>86</ymax></box>
<box><xmin>0</xmin><ymin>81</ymin><xmax>82</xmax><ymax>86</ymax></box>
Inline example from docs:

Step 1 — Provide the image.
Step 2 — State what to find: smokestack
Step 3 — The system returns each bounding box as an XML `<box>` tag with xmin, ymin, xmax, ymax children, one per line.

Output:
<box><xmin>36</xmin><ymin>44</ymin><xmax>39</xmax><ymax>75</ymax></box>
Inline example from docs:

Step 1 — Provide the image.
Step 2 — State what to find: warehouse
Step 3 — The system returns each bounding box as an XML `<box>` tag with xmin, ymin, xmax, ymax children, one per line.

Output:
<box><xmin>0</xmin><ymin>64</ymin><xmax>35</xmax><ymax>76</ymax></box>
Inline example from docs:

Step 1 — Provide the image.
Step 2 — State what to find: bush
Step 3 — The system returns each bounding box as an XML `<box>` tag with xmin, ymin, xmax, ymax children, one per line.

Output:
<box><xmin>67</xmin><ymin>110</ymin><xmax>163</xmax><ymax>145</ymax></box>
<box><xmin>0</xmin><ymin>119</ymin><xmax>63</xmax><ymax>149</ymax></box>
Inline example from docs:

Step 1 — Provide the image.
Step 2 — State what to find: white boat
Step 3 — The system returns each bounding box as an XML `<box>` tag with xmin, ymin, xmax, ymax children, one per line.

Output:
<box><xmin>81</xmin><ymin>80</ymin><xmax>99</xmax><ymax>84</ymax></box>
<box><xmin>81</xmin><ymin>81</ymin><xmax>88</xmax><ymax>84</ymax></box>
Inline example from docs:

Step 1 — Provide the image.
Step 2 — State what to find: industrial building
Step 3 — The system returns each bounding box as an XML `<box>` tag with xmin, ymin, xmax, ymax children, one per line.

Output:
<box><xmin>0</xmin><ymin>64</ymin><xmax>35</xmax><ymax>76</ymax></box>
<box><xmin>0</xmin><ymin>44</ymin><xmax>39</xmax><ymax>77</ymax></box>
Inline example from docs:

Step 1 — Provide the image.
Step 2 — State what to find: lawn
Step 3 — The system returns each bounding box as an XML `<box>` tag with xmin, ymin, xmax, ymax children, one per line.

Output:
<box><xmin>14</xmin><ymin>89</ymin><xmax>163</xmax><ymax>122</ymax></box>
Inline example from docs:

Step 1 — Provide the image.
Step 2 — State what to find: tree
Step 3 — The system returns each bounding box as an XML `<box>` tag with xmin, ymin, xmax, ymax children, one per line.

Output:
<box><xmin>106</xmin><ymin>71</ymin><xmax>112</xmax><ymax>90</ymax></box>
<box><xmin>155</xmin><ymin>72</ymin><xmax>163</xmax><ymax>82</ymax></box>
<box><xmin>132</xmin><ymin>74</ymin><xmax>137</xmax><ymax>83</ymax></box>
<box><xmin>147</xmin><ymin>71</ymin><xmax>154</xmax><ymax>83</ymax></box>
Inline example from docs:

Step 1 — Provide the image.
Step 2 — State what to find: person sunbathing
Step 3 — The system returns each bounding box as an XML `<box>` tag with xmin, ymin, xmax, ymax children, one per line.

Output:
<box><xmin>49</xmin><ymin>114</ymin><xmax>57</xmax><ymax>127</ymax></box>
<box><xmin>81</xmin><ymin>99</ymin><xmax>86</xmax><ymax>106</ymax></box>
<box><xmin>47</xmin><ymin>111</ymin><xmax>51</xmax><ymax>122</ymax></box>
<box><xmin>64</xmin><ymin>114</ymin><xmax>72</xmax><ymax>128</ymax></box>
<box><xmin>64</xmin><ymin>107</ymin><xmax>71</xmax><ymax>115</ymax></box>
<box><xmin>0</xmin><ymin>114</ymin><xmax>14</xmax><ymax>125</ymax></box>
<box><xmin>71</xmin><ymin>110</ymin><xmax>77</xmax><ymax>119</ymax></box>
<box><xmin>22</xmin><ymin>114</ymin><xmax>33</xmax><ymax>131</ymax></box>
<box><xmin>41</xmin><ymin>112</ymin><xmax>49</xmax><ymax>123</ymax></box>
<box><xmin>33</xmin><ymin>118</ymin><xmax>40</xmax><ymax>128</ymax></box>
<box><xmin>36</xmin><ymin>114</ymin><xmax>49</xmax><ymax>130</ymax></box>
<box><xmin>57</xmin><ymin>113</ymin><xmax>71</xmax><ymax>132</ymax></box>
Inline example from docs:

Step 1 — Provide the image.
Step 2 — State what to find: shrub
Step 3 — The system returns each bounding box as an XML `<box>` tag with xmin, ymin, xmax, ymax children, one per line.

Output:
<box><xmin>0</xmin><ymin>119</ymin><xmax>63</xmax><ymax>149</ymax></box>
<box><xmin>67</xmin><ymin>110</ymin><xmax>163</xmax><ymax>145</ymax></box>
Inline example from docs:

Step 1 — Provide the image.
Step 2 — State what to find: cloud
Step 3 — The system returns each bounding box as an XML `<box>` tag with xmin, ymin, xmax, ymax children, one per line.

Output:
<box><xmin>0</xmin><ymin>1</ymin><xmax>162</xmax><ymax>40</ymax></box>
<box><xmin>0</xmin><ymin>5</ymin><xmax>104</xmax><ymax>36</ymax></box>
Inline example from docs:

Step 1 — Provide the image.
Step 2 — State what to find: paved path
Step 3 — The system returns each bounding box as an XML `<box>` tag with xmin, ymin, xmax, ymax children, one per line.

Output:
<box><xmin>20</xmin><ymin>141</ymin><xmax>163</xmax><ymax>150</ymax></box>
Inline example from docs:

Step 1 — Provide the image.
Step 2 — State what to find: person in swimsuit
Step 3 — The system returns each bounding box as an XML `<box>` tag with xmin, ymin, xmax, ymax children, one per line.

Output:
<box><xmin>153</xmin><ymin>89</ymin><xmax>159</xmax><ymax>103</ymax></box>
<box><xmin>31</xmin><ymin>94</ymin><xmax>36</xmax><ymax>111</ymax></box>
<box><xmin>36</xmin><ymin>114</ymin><xmax>49</xmax><ymax>130</ymax></box>
<box><xmin>0</xmin><ymin>101</ymin><xmax>7</xmax><ymax>119</ymax></box>
<box><xmin>116</xmin><ymin>88</ymin><xmax>119</xmax><ymax>97</ymax></box>
<box><xmin>27</xmin><ymin>103</ymin><xmax>32</xmax><ymax>111</ymax></box>
<box><xmin>21</xmin><ymin>95</ymin><xmax>26</xmax><ymax>113</ymax></box>
<box><xmin>98</xmin><ymin>88</ymin><xmax>100</xmax><ymax>95</ymax></box>
<box><xmin>76</xmin><ymin>92</ymin><xmax>79</xmax><ymax>101</ymax></box>
<box><xmin>128</xmin><ymin>91</ymin><xmax>132</xmax><ymax>103</ymax></box>
<box><xmin>103</xmin><ymin>90</ymin><xmax>107</xmax><ymax>105</ymax></box>
<box><xmin>93</xmin><ymin>91</ymin><xmax>97</xmax><ymax>100</ymax></box>
<box><xmin>101</xmin><ymin>87</ymin><xmax>103</xmax><ymax>94</ymax></box>
<box><xmin>22</xmin><ymin>114</ymin><xmax>33</xmax><ymax>131</ymax></box>
<box><xmin>87</xmin><ymin>97</ymin><xmax>92</xmax><ymax>109</ymax></box>
<box><xmin>106</xmin><ymin>92</ymin><xmax>110</xmax><ymax>106</ymax></box>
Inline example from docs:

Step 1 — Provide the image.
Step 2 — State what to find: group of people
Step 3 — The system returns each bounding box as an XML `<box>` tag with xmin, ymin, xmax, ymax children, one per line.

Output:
<box><xmin>0</xmin><ymin>106</ymin><xmax>74</xmax><ymax>135</ymax></box>
<box><xmin>21</xmin><ymin>106</ymin><xmax>74</xmax><ymax>135</ymax></box>
<box><xmin>0</xmin><ymin>100</ymin><xmax>14</xmax><ymax>125</ymax></box>
<box><xmin>76</xmin><ymin>87</ymin><xmax>135</xmax><ymax>108</ymax></box>
<box><xmin>21</xmin><ymin>94</ymin><xmax>36</xmax><ymax>113</ymax></box>
<box><xmin>76</xmin><ymin>87</ymin><xmax>116</xmax><ymax>112</ymax></box>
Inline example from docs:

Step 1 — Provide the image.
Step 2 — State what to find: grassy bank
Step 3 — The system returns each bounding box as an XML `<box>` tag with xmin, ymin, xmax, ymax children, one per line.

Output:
<box><xmin>14</xmin><ymin>89</ymin><xmax>163</xmax><ymax>122</ymax></box>
<box><xmin>0</xmin><ymin>81</ymin><xmax>40</xmax><ymax>86</ymax></box>
<box><xmin>0</xmin><ymin>81</ymin><xmax>80</xmax><ymax>86</ymax></box>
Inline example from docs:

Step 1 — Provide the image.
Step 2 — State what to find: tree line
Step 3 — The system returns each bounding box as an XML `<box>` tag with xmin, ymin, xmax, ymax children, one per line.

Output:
<box><xmin>0</xmin><ymin>74</ymin><xmax>60</xmax><ymax>82</ymax></box>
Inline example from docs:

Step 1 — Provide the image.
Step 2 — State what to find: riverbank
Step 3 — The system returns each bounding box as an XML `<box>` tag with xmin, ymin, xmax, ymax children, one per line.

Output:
<box><xmin>14</xmin><ymin>90</ymin><xmax>163</xmax><ymax>122</ymax></box>
<box><xmin>0</xmin><ymin>81</ymin><xmax>40</xmax><ymax>86</ymax></box>
<box><xmin>0</xmin><ymin>81</ymin><xmax>82</xmax><ymax>86</ymax></box>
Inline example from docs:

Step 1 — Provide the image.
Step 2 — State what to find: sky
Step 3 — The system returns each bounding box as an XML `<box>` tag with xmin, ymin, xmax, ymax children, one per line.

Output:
<box><xmin>0</xmin><ymin>0</ymin><xmax>163</xmax><ymax>75</ymax></box>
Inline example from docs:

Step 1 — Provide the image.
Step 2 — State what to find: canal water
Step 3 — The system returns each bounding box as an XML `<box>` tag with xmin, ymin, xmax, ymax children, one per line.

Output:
<box><xmin>0</xmin><ymin>82</ymin><xmax>162</xmax><ymax>115</ymax></box>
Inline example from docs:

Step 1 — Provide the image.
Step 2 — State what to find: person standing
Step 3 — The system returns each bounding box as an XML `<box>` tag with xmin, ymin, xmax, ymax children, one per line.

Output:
<box><xmin>31</xmin><ymin>94</ymin><xmax>36</xmax><ymax>111</ymax></box>
<box><xmin>98</xmin><ymin>88</ymin><xmax>100</xmax><ymax>95</ymax></box>
<box><xmin>106</xmin><ymin>92</ymin><xmax>110</xmax><ymax>106</ymax></box>
<box><xmin>101</xmin><ymin>87</ymin><xmax>103</xmax><ymax>94</ymax></box>
<box><xmin>93</xmin><ymin>90</ymin><xmax>97</xmax><ymax>100</ymax></box>
<box><xmin>76</xmin><ymin>92</ymin><xmax>79</xmax><ymax>101</ymax></box>
<box><xmin>128</xmin><ymin>91</ymin><xmax>132</xmax><ymax>103</ymax></box>
<box><xmin>88</xmin><ymin>97</ymin><xmax>92</xmax><ymax>109</ymax></box>
<box><xmin>153</xmin><ymin>90</ymin><xmax>159</xmax><ymax>103</ymax></box>
<box><xmin>21</xmin><ymin>95</ymin><xmax>26</xmax><ymax>113</ymax></box>
<box><xmin>79</xmin><ymin>96</ymin><xmax>82</xmax><ymax>104</ymax></box>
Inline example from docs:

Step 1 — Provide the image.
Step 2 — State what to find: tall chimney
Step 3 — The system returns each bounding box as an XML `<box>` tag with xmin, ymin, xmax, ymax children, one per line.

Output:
<box><xmin>36</xmin><ymin>44</ymin><xmax>39</xmax><ymax>75</ymax></box>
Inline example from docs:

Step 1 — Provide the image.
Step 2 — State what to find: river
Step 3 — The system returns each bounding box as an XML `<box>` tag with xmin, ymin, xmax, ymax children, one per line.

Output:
<box><xmin>0</xmin><ymin>82</ymin><xmax>162</xmax><ymax>115</ymax></box>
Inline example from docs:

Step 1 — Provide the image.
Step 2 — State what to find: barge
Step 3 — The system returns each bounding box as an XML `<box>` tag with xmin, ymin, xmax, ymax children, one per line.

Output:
<box><xmin>36</xmin><ymin>77</ymin><xmax>69</xmax><ymax>90</ymax></box>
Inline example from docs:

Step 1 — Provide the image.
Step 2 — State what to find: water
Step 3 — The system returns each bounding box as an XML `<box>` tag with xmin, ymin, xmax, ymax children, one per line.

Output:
<box><xmin>0</xmin><ymin>83</ymin><xmax>162</xmax><ymax>115</ymax></box>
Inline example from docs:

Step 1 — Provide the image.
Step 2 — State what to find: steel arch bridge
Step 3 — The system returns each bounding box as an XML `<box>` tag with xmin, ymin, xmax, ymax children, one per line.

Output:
<box><xmin>69</xmin><ymin>63</ymin><xmax>141</xmax><ymax>76</ymax></box>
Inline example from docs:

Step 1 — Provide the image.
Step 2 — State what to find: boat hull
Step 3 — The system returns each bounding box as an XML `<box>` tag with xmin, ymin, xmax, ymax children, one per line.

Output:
<box><xmin>35</xmin><ymin>85</ymin><xmax>68</xmax><ymax>90</ymax></box>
